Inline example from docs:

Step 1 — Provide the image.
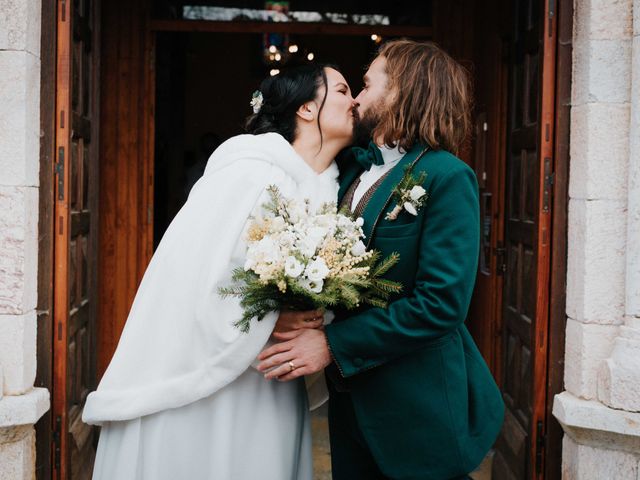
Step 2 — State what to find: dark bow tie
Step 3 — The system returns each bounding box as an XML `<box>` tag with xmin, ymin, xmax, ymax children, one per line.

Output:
<box><xmin>351</xmin><ymin>141</ymin><xmax>385</xmax><ymax>171</ymax></box>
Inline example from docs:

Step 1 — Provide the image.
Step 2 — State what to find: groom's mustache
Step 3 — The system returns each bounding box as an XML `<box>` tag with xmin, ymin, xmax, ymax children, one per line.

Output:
<box><xmin>352</xmin><ymin>106</ymin><xmax>361</xmax><ymax>122</ymax></box>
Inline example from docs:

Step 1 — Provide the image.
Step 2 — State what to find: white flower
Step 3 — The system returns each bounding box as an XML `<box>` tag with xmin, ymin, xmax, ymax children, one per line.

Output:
<box><xmin>307</xmin><ymin>226</ymin><xmax>328</xmax><ymax>243</ymax></box>
<box><xmin>278</xmin><ymin>231</ymin><xmax>297</xmax><ymax>248</ymax></box>
<box><xmin>350</xmin><ymin>240</ymin><xmax>367</xmax><ymax>257</ymax></box>
<box><xmin>297</xmin><ymin>237</ymin><xmax>319</xmax><ymax>258</ymax></box>
<box><xmin>409</xmin><ymin>185</ymin><xmax>426</xmax><ymax>202</ymax></box>
<box><xmin>250</xmin><ymin>90</ymin><xmax>263</xmax><ymax>113</ymax></box>
<box><xmin>315</xmin><ymin>214</ymin><xmax>338</xmax><ymax>231</ymax></box>
<box><xmin>284</xmin><ymin>256</ymin><xmax>304</xmax><ymax>278</ymax></box>
<box><xmin>403</xmin><ymin>202</ymin><xmax>418</xmax><ymax>216</ymax></box>
<box><xmin>298</xmin><ymin>278</ymin><xmax>324</xmax><ymax>294</ymax></box>
<box><xmin>254</xmin><ymin>237</ymin><xmax>282</xmax><ymax>263</ymax></box>
<box><xmin>270</xmin><ymin>216</ymin><xmax>286</xmax><ymax>232</ymax></box>
<box><xmin>355</xmin><ymin>217</ymin><xmax>364</xmax><ymax>227</ymax></box>
<box><xmin>305</xmin><ymin>258</ymin><xmax>330</xmax><ymax>282</ymax></box>
<box><xmin>289</xmin><ymin>203</ymin><xmax>308</xmax><ymax>223</ymax></box>
<box><xmin>337</xmin><ymin>215</ymin><xmax>353</xmax><ymax>229</ymax></box>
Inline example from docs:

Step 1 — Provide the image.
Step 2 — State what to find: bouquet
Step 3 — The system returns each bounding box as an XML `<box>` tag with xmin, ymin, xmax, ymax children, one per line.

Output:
<box><xmin>219</xmin><ymin>185</ymin><xmax>402</xmax><ymax>332</ymax></box>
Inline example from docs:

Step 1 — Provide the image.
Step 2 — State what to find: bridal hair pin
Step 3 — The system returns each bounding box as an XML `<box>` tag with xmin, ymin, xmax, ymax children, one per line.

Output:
<box><xmin>250</xmin><ymin>90</ymin><xmax>264</xmax><ymax>114</ymax></box>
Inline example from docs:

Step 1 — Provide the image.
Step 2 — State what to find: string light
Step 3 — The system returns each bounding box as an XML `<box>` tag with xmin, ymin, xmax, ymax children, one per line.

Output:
<box><xmin>275</xmin><ymin>53</ymin><xmax>282</xmax><ymax>61</ymax></box>
<box><xmin>288</xmin><ymin>44</ymin><xmax>299</xmax><ymax>53</ymax></box>
<box><xmin>268</xmin><ymin>45</ymin><xmax>277</xmax><ymax>53</ymax></box>
<box><xmin>270</xmin><ymin>69</ymin><xmax>280</xmax><ymax>76</ymax></box>
<box><xmin>307</xmin><ymin>52</ymin><xmax>314</xmax><ymax>61</ymax></box>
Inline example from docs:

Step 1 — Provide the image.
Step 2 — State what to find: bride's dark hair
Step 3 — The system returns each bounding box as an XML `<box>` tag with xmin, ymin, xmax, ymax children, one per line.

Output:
<box><xmin>245</xmin><ymin>63</ymin><xmax>337</xmax><ymax>144</ymax></box>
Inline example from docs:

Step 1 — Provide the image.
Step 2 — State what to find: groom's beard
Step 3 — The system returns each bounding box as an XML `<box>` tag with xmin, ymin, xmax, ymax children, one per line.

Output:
<box><xmin>353</xmin><ymin>104</ymin><xmax>383</xmax><ymax>147</ymax></box>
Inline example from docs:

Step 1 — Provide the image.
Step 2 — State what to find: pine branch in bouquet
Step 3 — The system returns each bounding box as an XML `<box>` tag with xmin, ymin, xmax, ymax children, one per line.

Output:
<box><xmin>218</xmin><ymin>185</ymin><xmax>404</xmax><ymax>332</ymax></box>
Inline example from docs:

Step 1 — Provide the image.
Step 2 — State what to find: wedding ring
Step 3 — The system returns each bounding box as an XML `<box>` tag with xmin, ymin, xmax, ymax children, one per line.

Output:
<box><xmin>288</xmin><ymin>361</ymin><xmax>296</xmax><ymax>372</ymax></box>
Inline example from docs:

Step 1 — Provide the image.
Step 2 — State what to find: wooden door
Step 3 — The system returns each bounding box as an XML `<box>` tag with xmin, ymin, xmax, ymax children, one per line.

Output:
<box><xmin>491</xmin><ymin>0</ymin><xmax>556</xmax><ymax>478</ymax></box>
<box><xmin>53</xmin><ymin>0</ymin><xmax>101</xmax><ymax>478</ymax></box>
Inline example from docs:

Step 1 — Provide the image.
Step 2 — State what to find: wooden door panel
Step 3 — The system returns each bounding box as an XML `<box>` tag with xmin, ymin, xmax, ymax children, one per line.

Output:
<box><xmin>53</xmin><ymin>0</ymin><xmax>100</xmax><ymax>477</ymax></box>
<box><xmin>493</xmin><ymin>0</ymin><xmax>556</xmax><ymax>477</ymax></box>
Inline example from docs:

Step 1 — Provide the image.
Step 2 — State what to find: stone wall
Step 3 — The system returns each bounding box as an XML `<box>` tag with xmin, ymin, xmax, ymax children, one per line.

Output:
<box><xmin>553</xmin><ymin>0</ymin><xmax>640</xmax><ymax>478</ymax></box>
<box><xmin>0</xmin><ymin>0</ymin><xmax>50</xmax><ymax>477</ymax></box>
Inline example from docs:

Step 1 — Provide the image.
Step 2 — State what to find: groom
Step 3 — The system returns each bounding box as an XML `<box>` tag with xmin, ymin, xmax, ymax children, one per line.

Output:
<box><xmin>258</xmin><ymin>40</ymin><xmax>504</xmax><ymax>479</ymax></box>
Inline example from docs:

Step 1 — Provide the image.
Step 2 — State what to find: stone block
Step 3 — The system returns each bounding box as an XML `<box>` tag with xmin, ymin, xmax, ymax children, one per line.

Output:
<box><xmin>564</xmin><ymin>319</ymin><xmax>619</xmax><ymax>400</ymax></box>
<box><xmin>627</xmin><ymin>36</ymin><xmax>640</xmax><ymax>320</ymax></box>
<box><xmin>0</xmin><ymin>313</ymin><xmax>36</xmax><ymax>396</ymax></box>
<box><xmin>0</xmin><ymin>0</ymin><xmax>41</xmax><ymax>55</ymax></box>
<box><xmin>569</xmin><ymin>103</ymin><xmax>629</xmax><ymax>200</ymax></box>
<box><xmin>0</xmin><ymin>426</ymin><xmax>35</xmax><ymax>480</ymax></box>
<box><xmin>566</xmin><ymin>199</ymin><xmax>627</xmax><ymax>324</ymax></box>
<box><xmin>561</xmin><ymin>435</ymin><xmax>639</xmax><ymax>479</ymax></box>
<box><xmin>0</xmin><ymin>51</ymin><xmax>40</xmax><ymax>187</ymax></box>
<box><xmin>572</xmin><ymin>39</ymin><xmax>632</xmax><ymax>105</ymax></box>
<box><xmin>599</xmin><ymin>326</ymin><xmax>640</xmax><ymax>411</ymax></box>
<box><xmin>0</xmin><ymin>186</ymin><xmax>39</xmax><ymax>315</ymax></box>
<box><xmin>574</xmin><ymin>0</ymin><xmax>633</xmax><ymax>41</ymax></box>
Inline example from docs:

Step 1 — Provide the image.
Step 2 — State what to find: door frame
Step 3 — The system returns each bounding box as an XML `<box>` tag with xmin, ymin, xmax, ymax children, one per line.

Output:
<box><xmin>544</xmin><ymin>0</ymin><xmax>572</xmax><ymax>478</ymax></box>
<box><xmin>35</xmin><ymin>0</ymin><xmax>57</xmax><ymax>477</ymax></box>
<box><xmin>36</xmin><ymin>2</ymin><xmax>571</xmax><ymax>478</ymax></box>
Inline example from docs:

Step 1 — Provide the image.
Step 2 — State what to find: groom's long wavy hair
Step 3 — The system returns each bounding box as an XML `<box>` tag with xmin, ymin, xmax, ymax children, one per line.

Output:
<box><xmin>374</xmin><ymin>40</ymin><xmax>472</xmax><ymax>155</ymax></box>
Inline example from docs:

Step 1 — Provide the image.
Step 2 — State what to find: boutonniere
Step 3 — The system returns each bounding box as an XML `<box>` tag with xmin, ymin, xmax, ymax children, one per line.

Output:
<box><xmin>385</xmin><ymin>167</ymin><xmax>428</xmax><ymax>221</ymax></box>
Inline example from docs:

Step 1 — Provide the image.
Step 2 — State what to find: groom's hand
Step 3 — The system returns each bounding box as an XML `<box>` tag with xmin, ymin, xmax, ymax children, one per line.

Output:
<box><xmin>257</xmin><ymin>328</ymin><xmax>332</xmax><ymax>381</ymax></box>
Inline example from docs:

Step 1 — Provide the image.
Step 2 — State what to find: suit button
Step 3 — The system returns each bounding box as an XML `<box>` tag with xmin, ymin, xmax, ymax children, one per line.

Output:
<box><xmin>354</xmin><ymin>358</ymin><xmax>364</xmax><ymax>367</ymax></box>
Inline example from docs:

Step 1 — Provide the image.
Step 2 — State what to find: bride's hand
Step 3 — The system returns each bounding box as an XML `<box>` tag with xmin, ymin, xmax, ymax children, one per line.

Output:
<box><xmin>273</xmin><ymin>309</ymin><xmax>324</xmax><ymax>334</ymax></box>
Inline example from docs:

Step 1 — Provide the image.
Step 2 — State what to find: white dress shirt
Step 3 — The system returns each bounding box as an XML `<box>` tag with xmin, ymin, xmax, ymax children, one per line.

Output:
<box><xmin>351</xmin><ymin>144</ymin><xmax>405</xmax><ymax>211</ymax></box>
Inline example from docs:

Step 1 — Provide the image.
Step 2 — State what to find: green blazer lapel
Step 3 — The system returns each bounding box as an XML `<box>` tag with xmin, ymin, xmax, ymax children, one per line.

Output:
<box><xmin>361</xmin><ymin>144</ymin><xmax>430</xmax><ymax>247</ymax></box>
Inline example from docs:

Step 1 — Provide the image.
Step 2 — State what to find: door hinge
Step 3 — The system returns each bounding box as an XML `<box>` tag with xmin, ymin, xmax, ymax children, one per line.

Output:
<box><xmin>494</xmin><ymin>242</ymin><xmax>507</xmax><ymax>275</ymax></box>
<box><xmin>536</xmin><ymin>420</ymin><xmax>546</xmax><ymax>473</ymax></box>
<box><xmin>53</xmin><ymin>415</ymin><xmax>62</xmax><ymax>471</ymax></box>
<box><xmin>56</xmin><ymin>147</ymin><xmax>65</xmax><ymax>201</ymax></box>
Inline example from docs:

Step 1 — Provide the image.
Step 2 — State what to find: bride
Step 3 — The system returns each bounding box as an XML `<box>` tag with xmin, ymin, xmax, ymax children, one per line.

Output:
<box><xmin>83</xmin><ymin>64</ymin><xmax>357</xmax><ymax>480</ymax></box>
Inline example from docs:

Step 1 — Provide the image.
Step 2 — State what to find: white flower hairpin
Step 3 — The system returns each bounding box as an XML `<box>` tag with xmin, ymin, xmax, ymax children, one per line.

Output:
<box><xmin>250</xmin><ymin>90</ymin><xmax>264</xmax><ymax>114</ymax></box>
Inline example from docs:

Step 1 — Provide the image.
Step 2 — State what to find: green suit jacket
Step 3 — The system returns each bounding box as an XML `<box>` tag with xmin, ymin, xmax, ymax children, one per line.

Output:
<box><xmin>324</xmin><ymin>144</ymin><xmax>505</xmax><ymax>479</ymax></box>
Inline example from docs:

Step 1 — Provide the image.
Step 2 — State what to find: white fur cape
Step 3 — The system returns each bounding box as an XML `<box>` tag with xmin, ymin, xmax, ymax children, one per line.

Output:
<box><xmin>83</xmin><ymin>133</ymin><xmax>339</xmax><ymax>425</ymax></box>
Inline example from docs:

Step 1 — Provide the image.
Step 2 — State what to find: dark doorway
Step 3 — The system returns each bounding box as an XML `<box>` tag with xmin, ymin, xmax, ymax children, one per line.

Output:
<box><xmin>153</xmin><ymin>31</ymin><xmax>377</xmax><ymax>242</ymax></box>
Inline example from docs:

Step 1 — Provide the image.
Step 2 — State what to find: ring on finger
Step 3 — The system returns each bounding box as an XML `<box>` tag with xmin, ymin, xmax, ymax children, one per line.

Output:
<box><xmin>288</xmin><ymin>361</ymin><xmax>296</xmax><ymax>372</ymax></box>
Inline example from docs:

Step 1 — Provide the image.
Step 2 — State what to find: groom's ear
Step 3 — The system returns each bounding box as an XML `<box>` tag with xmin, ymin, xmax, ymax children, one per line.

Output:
<box><xmin>295</xmin><ymin>101</ymin><xmax>316</xmax><ymax>122</ymax></box>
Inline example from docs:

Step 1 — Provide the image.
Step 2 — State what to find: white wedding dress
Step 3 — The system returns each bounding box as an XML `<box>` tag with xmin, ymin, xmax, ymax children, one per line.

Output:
<box><xmin>83</xmin><ymin>133</ymin><xmax>339</xmax><ymax>480</ymax></box>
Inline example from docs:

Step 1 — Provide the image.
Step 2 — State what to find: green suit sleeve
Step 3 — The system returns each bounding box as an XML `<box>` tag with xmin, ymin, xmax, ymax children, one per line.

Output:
<box><xmin>324</xmin><ymin>164</ymin><xmax>480</xmax><ymax>377</ymax></box>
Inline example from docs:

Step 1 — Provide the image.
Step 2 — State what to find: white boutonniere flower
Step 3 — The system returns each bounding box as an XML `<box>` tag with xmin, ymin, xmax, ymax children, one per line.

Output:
<box><xmin>385</xmin><ymin>168</ymin><xmax>428</xmax><ymax>221</ymax></box>
<box><xmin>250</xmin><ymin>90</ymin><xmax>264</xmax><ymax>114</ymax></box>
